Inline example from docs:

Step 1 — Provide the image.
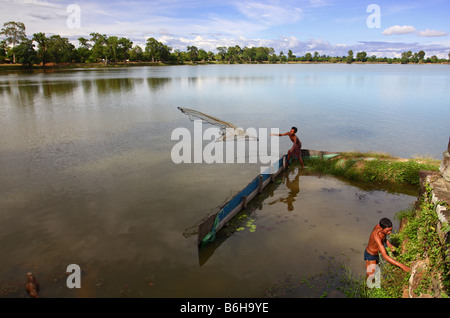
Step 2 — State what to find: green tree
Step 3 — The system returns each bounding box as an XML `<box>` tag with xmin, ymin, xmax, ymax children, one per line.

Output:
<box><xmin>32</xmin><ymin>32</ymin><xmax>49</xmax><ymax>68</ymax></box>
<box><xmin>77</xmin><ymin>37</ymin><xmax>92</xmax><ymax>63</ymax></box>
<box><xmin>268</xmin><ymin>50</ymin><xmax>279</xmax><ymax>63</ymax></box>
<box><xmin>304</xmin><ymin>52</ymin><xmax>312</xmax><ymax>62</ymax></box>
<box><xmin>145</xmin><ymin>37</ymin><xmax>171</xmax><ymax>63</ymax></box>
<box><xmin>242</xmin><ymin>47</ymin><xmax>255</xmax><ymax>62</ymax></box>
<box><xmin>313</xmin><ymin>51</ymin><xmax>320</xmax><ymax>62</ymax></box>
<box><xmin>0</xmin><ymin>40</ymin><xmax>7</xmax><ymax>63</ymax></box>
<box><xmin>107</xmin><ymin>36</ymin><xmax>133</xmax><ymax>62</ymax></box>
<box><xmin>106</xmin><ymin>36</ymin><xmax>119</xmax><ymax>62</ymax></box>
<box><xmin>226</xmin><ymin>45</ymin><xmax>241</xmax><ymax>63</ymax></box>
<box><xmin>128</xmin><ymin>45</ymin><xmax>143</xmax><ymax>61</ymax></box>
<box><xmin>346</xmin><ymin>50</ymin><xmax>353</xmax><ymax>64</ymax></box>
<box><xmin>207</xmin><ymin>51</ymin><xmax>215</xmax><ymax>61</ymax></box>
<box><xmin>118</xmin><ymin>37</ymin><xmax>133</xmax><ymax>62</ymax></box>
<box><xmin>356</xmin><ymin>51</ymin><xmax>367</xmax><ymax>62</ymax></box>
<box><xmin>216</xmin><ymin>46</ymin><xmax>227</xmax><ymax>62</ymax></box>
<box><xmin>187</xmin><ymin>45</ymin><xmax>199</xmax><ymax>63</ymax></box>
<box><xmin>47</xmin><ymin>35</ymin><xmax>75</xmax><ymax>63</ymax></box>
<box><xmin>145</xmin><ymin>37</ymin><xmax>160</xmax><ymax>62</ymax></box>
<box><xmin>255</xmin><ymin>47</ymin><xmax>269</xmax><ymax>62</ymax></box>
<box><xmin>12</xmin><ymin>39</ymin><xmax>36</xmax><ymax>68</ymax></box>
<box><xmin>1</xmin><ymin>21</ymin><xmax>27</xmax><ymax>63</ymax></box>
<box><xmin>90</xmin><ymin>32</ymin><xmax>108</xmax><ymax>64</ymax></box>
<box><xmin>287</xmin><ymin>49</ymin><xmax>295</xmax><ymax>61</ymax></box>
<box><xmin>401</xmin><ymin>51</ymin><xmax>412</xmax><ymax>64</ymax></box>
<box><xmin>418</xmin><ymin>50</ymin><xmax>425</xmax><ymax>63</ymax></box>
<box><xmin>198</xmin><ymin>48</ymin><xmax>208</xmax><ymax>62</ymax></box>
<box><xmin>173</xmin><ymin>49</ymin><xmax>184</xmax><ymax>63</ymax></box>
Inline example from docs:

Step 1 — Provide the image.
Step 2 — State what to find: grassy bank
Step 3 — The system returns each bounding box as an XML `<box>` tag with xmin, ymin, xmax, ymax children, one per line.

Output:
<box><xmin>303</xmin><ymin>152</ymin><xmax>440</xmax><ymax>188</ymax></box>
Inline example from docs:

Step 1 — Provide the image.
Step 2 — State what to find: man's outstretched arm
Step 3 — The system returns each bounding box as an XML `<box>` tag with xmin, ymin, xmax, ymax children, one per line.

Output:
<box><xmin>375</xmin><ymin>236</ymin><xmax>410</xmax><ymax>272</ymax></box>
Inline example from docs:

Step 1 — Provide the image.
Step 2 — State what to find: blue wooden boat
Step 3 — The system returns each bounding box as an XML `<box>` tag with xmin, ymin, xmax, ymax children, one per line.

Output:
<box><xmin>197</xmin><ymin>149</ymin><xmax>339</xmax><ymax>246</ymax></box>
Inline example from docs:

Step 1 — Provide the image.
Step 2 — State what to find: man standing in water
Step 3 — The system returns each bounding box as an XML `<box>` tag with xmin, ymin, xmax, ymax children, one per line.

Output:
<box><xmin>365</xmin><ymin>218</ymin><xmax>410</xmax><ymax>278</ymax></box>
<box><xmin>271</xmin><ymin>127</ymin><xmax>304</xmax><ymax>168</ymax></box>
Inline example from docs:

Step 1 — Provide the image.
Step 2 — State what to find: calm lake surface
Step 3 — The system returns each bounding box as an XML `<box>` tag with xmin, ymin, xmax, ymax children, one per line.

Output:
<box><xmin>0</xmin><ymin>64</ymin><xmax>448</xmax><ymax>297</ymax></box>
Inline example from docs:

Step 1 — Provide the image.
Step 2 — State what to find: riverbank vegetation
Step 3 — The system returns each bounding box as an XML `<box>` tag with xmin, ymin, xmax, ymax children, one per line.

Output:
<box><xmin>1</xmin><ymin>21</ymin><xmax>450</xmax><ymax>70</ymax></box>
<box><xmin>303</xmin><ymin>152</ymin><xmax>440</xmax><ymax>189</ymax></box>
<box><xmin>298</xmin><ymin>152</ymin><xmax>448</xmax><ymax>298</ymax></box>
<box><xmin>364</xmin><ymin>184</ymin><xmax>450</xmax><ymax>298</ymax></box>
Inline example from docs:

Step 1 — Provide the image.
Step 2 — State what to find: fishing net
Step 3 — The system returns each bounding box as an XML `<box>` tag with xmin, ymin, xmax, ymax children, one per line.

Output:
<box><xmin>178</xmin><ymin>107</ymin><xmax>258</xmax><ymax>141</ymax></box>
<box><xmin>178</xmin><ymin>107</ymin><xmax>237</xmax><ymax>129</ymax></box>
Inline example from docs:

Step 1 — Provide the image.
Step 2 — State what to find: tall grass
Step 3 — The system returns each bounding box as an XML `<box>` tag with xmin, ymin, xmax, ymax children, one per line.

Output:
<box><xmin>304</xmin><ymin>155</ymin><xmax>439</xmax><ymax>187</ymax></box>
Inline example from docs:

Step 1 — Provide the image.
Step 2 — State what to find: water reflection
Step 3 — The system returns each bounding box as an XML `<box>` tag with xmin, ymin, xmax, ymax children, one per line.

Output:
<box><xmin>146</xmin><ymin>77</ymin><xmax>171</xmax><ymax>90</ymax></box>
<box><xmin>41</xmin><ymin>81</ymin><xmax>78</xmax><ymax>98</ymax></box>
<box><xmin>94</xmin><ymin>78</ymin><xmax>135</xmax><ymax>95</ymax></box>
<box><xmin>17</xmin><ymin>83</ymin><xmax>40</xmax><ymax>104</ymax></box>
<box><xmin>197</xmin><ymin>169</ymin><xmax>288</xmax><ymax>267</ymax></box>
<box><xmin>268</xmin><ymin>167</ymin><xmax>301</xmax><ymax>211</ymax></box>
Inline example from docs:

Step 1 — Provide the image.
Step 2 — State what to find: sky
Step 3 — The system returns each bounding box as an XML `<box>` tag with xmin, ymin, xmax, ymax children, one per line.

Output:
<box><xmin>1</xmin><ymin>0</ymin><xmax>449</xmax><ymax>58</ymax></box>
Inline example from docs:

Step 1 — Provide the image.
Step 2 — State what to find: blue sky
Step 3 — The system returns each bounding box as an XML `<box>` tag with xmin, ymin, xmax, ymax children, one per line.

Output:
<box><xmin>1</xmin><ymin>0</ymin><xmax>449</xmax><ymax>58</ymax></box>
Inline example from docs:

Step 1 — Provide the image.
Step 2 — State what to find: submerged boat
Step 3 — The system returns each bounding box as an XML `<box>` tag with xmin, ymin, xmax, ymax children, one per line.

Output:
<box><xmin>197</xmin><ymin>149</ymin><xmax>339</xmax><ymax>246</ymax></box>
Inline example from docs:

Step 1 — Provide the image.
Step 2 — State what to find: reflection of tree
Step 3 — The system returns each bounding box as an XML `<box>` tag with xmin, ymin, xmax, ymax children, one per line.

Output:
<box><xmin>41</xmin><ymin>81</ymin><xmax>78</xmax><ymax>97</ymax></box>
<box><xmin>146</xmin><ymin>78</ymin><xmax>171</xmax><ymax>91</ymax></box>
<box><xmin>94</xmin><ymin>78</ymin><xmax>134</xmax><ymax>94</ymax></box>
<box><xmin>18</xmin><ymin>82</ymin><xmax>39</xmax><ymax>103</ymax></box>
<box><xmin>268</xmin><ymin>168</ymin><xmax>301</xmax><ymax>211</ymax></box>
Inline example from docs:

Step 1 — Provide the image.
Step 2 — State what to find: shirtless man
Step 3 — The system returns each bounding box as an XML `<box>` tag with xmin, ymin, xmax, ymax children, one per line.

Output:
<box><xmin>272</xmin><ymin>127</ymin><xmax>304</xmax><ymax>168</ymax></box>
<box><xmin>365</xmin><ymin>218</ymin><xmax>410</xmax><ymax>276</ymax></box>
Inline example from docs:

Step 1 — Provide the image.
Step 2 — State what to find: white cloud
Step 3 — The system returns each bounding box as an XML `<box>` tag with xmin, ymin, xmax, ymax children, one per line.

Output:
<box><xmin>234</xmin><ymin>1</ymin><xmax>302</xmax><ymax>25</ymax></box>
<box><xmin>417</xmin><ymin>29</ymin><xmax>447</xmax><ymax>37</ymax></box>
<box><xmin>8</xmin><ymin>0</ymin><xmax>60</xmax><ymax>8</ymax></box>
<box><xmin>382</xmin><ymin>25</ymin><xmax>416</xmax><ymax>35</ymax></box>
<box><xmin>309</xmin><ymin>0</ymin><xmax>328</xmax><ymax>7</ymax></box>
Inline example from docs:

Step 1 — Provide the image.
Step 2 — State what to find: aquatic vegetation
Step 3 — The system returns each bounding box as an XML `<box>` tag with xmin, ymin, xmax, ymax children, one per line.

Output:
<box><xmin>234</xmin><ymin>215</ymin><xmax>257</xmax><ymax>233</ymax></box>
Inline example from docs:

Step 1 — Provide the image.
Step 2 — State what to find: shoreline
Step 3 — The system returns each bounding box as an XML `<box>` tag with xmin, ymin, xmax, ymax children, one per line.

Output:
<box><xmin>1</xmin><ymin>60</ymin><xmax>449</xmax><ymax>71</ymax></box>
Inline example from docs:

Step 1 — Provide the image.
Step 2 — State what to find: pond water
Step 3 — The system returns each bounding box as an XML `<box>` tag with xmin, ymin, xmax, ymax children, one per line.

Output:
<box><xmin>0</xmin><ymin>64</ymin><xmax>448</xmax><ymax>297</ymax></box>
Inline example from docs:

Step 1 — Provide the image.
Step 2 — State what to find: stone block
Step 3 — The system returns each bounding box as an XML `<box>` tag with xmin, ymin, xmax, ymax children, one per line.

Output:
<box><xmin>440</xmin><ymin>136</ymin><xmax>450</xmax><ymax>182</ymax></box>
<box><xmin>440</xmin><ymin>150</ymin><xmax>450</xmax><ymax>182</ymax></box>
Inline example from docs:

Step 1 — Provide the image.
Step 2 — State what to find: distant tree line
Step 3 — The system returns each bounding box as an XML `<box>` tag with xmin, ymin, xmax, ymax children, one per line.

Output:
<box><xmin>1</xmin><ymin>21</ymin><xmax>449</xmax><ymax>68</ymax></box>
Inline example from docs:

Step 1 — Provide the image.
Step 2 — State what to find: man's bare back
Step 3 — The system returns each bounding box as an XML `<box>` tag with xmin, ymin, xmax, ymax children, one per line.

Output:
<box><xmin>366</xmin><ymin>224</ymin><xmax>388</xmax><ymax>255</ymax></box>
<box><xmin>365</xmin><ymin>218</ymin><xmax>410</xmax><ymax>275</ymax></box>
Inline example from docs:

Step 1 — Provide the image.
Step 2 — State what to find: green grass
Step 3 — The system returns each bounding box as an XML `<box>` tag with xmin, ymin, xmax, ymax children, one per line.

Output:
<box><xmin>304</xmin><ymin>152</ymin><xmax>440</xmax><ymax>187</ymax></box>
